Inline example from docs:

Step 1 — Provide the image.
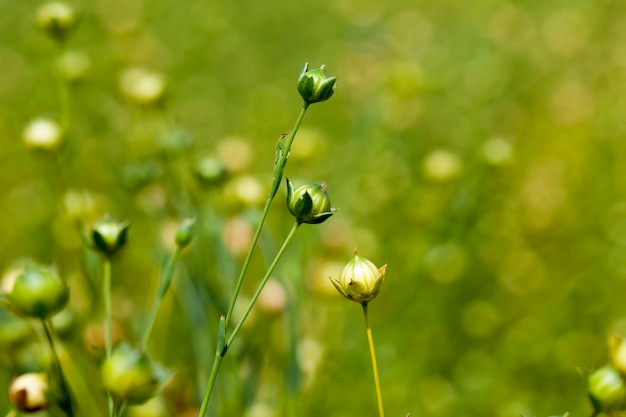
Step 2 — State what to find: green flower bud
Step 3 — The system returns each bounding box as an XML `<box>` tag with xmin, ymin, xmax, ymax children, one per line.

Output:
<box><xmin>194</xmin><ymin>155</ymin><xmax>226</xmax><ymax>185</ymax></box>
<box><xmin>286</xmin><ymin>178</ymin><xmax>335</xmax><ymax>225</ymax></box>
<box><xmin>23</xmin><ymin>117</ymin><xmax>63</xmax><ymax>151</ymax></box>
<box><xmin>588</xmin><ymin>365</ymin><xmax>626</xmax><ymax>413</ymax></box>
<box><xmin>175</xmin><ymin>218</ymin><xmax>195</xmax><ymax>249</ymax></box>
<box><xmin>101</xmin><ymin>342</ymin><xmax>164</xmax><ymax>405</ymax></box>
<box><xmin>330</xmin><ymin>249</ymin><xmax>386</xmax><ymax>304</ymax></box>
<box><xmin>119</xmin><ymin>67</ymin><xmax>167</xmax><ymax>106</ymax></box>
<box><xmin>9</xmin><ymin>373</ymin><xmax>50</xmax><ymax>412</ymax></box>
<box><xmin>297</xmin><ymin>63</ymin><xmax>337</xmax><ymax>105</ymax></box>
<box><xmin>6</xmin><ymin>265</ymin><xmax>69</xmax><ymax>319</ymax></box>
<box><xmin>36</xmin><ymin>2</ymin><xmax>78</xmax><ymax>42</ymax></box>
<box><xmin>92</xmin><ymin>215</ymin><xmax>129</xmax><ymax>255</ymax></box>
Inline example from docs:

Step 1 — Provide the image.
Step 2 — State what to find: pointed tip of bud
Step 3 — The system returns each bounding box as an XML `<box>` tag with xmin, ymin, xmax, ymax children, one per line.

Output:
<box><xmin>297</xmin><ymin>63</ymin><xmax>337</xmax><ymax>105</ymax></box>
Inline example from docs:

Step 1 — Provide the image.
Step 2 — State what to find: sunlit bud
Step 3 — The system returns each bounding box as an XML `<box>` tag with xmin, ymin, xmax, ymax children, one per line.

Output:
<box><xmin>36</xmin><ymin>2</ymin><xmax>77</xmax><ymax>42</ymax></box>
<box><xmin>610</xmin><ymin>336</ymin><xmax>626</xmax><ymax>375</ymax></box>
<box><xmin>5</xmin><ymin>265</ymin><xmax>69</xmax><ymax>319</ymax></box>
<box><xmin>330</xmin><ymin>249</ymin><xmax>386</xmax><ymax>304</ymax></box>
<box><xmin>224</xmin><ymin>175</ymin><xmax>265</xmax><ymax>208</ymax></box>
<box><xmin>222</xmin><ymin>217</ymin><xmax>254</xmax><ymax>257</ymax></box>
<box><xmin>91</xmin><ymin>214</ymin><xmax>129</xmax><ymax>255</ymax></box>
<box><xmin>57</xmin><ymin>50</ymin><xmax>91</xmax><ymax>81</ymax></box>
<box><xmin>84</xmin><ymin>320</ymin><xmax>123</xmax><ymax>357</ymax></box>
<box><xmin>119</xmin><ymin>68</ymin><xmax>167</xmax><ymax>106</ymax></box>
<box><xmin>297</xmin><ymin>63</ymin><xmax>337</xmax><ymax>105</ymax></box>
<box><xmin>286</xmin><ymin>178</ymin><xmax>335</xmax><ymax>225</ymax></box>
<box><xmin>216</xmin><ymin>137</ymin><xmax>252</xmax><ymax>174</ymax></box>
<box><xmin>422</xmin><ymin>149</ymin><xmax>462</xmax><ymax>182</ymax></box>
<box><xmin>101</xmin><ymin>342</ymin><xmax>164</xmax><ymax>404</ymax></box>
<box><xmin>23</xmin><ymin>117</ymin><xmax>63</xmax><ymax>151</ymax></box>
<box><xmin>9</xmin><ymin>373</ymin><xmax>50</xmax><ymax>412</ymax></box>
<box><xmin>588</xmin><ymin>365</ymin><xmax>626</xmax><ymax>413</ymax></box>
<box><xmin>175</xmin><ymin>218</ymin><xmax>195</xmax><ymax>249</ymax></box>
<box><xmin>482</xmin><ymin>137</ymin><xmax>513</xmax><ymax>166</ymax></box>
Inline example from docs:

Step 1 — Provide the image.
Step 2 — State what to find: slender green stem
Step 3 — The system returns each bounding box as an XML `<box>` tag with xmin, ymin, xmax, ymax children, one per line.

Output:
<box><xmin>140</xmin><ymin>247</ymin><xmax>182</xmax><ymax>352</ymax></box>
<box><xmin>42</xmin><ymin>319</ymin><xmax>73</xmax><ymax>417</ymax></box>
<box><xmin>102</xmin><ymin>256</ymin><xmax>115</xmax><ymax>417</ymax></box>
<box><xmin>4</xmin><ymin>410</ymin><xmax>17</xmax><ymax>417</ymax></box>
<box><xmin>362</xmin><ymin>302</ymin><xmax>385</xmax><ymax>417</ymax></box>
<box><xmin>198</xmin><ymin>222</ymin><xmax>301</xmax><ymax>417</ymax></box>
<box><xmin>223</xmin><ymin>104</ymin><xmax>309</xmax><ymax>330</ymax></box>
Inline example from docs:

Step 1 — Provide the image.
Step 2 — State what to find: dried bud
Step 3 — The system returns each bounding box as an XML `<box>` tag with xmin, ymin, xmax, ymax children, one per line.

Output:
<box><xmin>330</xmin><ymin>249</ymin><xmax>386</xmax><ymax>304</ymax></box>
<box><xmin>297</xmin><ymin>63</ymin><xmax>337</xmax><ymax>105</ymax></box>
<box><xmin>101</xmin><ymin>342</ymin><xmax>164</xmax><ymax>405</ymax></box>
<box><xmin>5</xmin><ymin>265</ymin><xmax>69</xmax><ymax>319</ymax></box>
<box><xmin>9</xmin><ymin>373</ymin><xmax>50</xmax><ymax>412</ymax></box>
<box><xmin>286</xmin><ymin>178</ymin><xmax>335</xmax><ymax>225</ymax></box>
<box><xmin>588</xmin><ymin>365</ymin><xmax>626</xmax><ymax>413</ymax></box>
<box><xmin>36</xmin><ymin>2</ymin><xmax>77</xmax><ymax>42</ymax></box>
<box><xmin>175</xmin><ymin>218</ymin><xmax>195</xmax><ymax>249</ymax></box>
<box><xmin>91</xmin><ymin>214</ymin><xmax>129</xmax><ymax>255</ymax></box>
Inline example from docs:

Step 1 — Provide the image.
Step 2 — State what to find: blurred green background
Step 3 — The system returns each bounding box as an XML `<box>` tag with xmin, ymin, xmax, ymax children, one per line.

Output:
<box><xmin>1</xmin><ymin>0</ymin><xmax>626</xmax><ymax>416</ymax></box>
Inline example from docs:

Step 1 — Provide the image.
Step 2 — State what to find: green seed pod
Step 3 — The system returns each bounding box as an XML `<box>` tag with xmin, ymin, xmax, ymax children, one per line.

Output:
<box><xmin>9</xmin><ymin>373</ymin><xmax>50</xmax><ymax>412</ymax></box>
<box><xmin>36</xmin><ymin>1</ymin><xmax>78</xmax><ymax>42</ymax></box>
<box><xmin>286</xmin><ymin>178</ymin><xmax>335</xmax><ymax>225</ymax></box>
<box><xmin>91</xmin><ymin>215</ymin><xmax>129</xmax><ymax>255</ymax></box>
<box><xmin>101</xmin><ymin>342</ymin><xmax>164</xmax><ymax>405</ymax></box>
<box><xmin>297</xmin><ymin>63</ymin><xmax>337</xmax><ymax>105</ymax></box>
<box><xmin>6</xmin><ymin>265</ymin><xmax>69</xmax><ymax>319</ymax></box>
<box><xmin>175</xmin><ymin>218</ymin><xmax>195</xmax><ymax>249</ymax></box>
<box><xmin>330</xmin><ymin>249</ymin><xmax>386</xmax><ymax>304</ymax></box>
<box><xmin>588</xmin><ymin>364</ymin><xmax>626</xmax><ymax>413</ymax></box>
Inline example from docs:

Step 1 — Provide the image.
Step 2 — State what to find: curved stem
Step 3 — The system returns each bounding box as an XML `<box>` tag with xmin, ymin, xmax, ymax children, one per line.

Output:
<box><xmin>42</xmin><ymin>319</ymin><xmax>74</xmax><ymax>417</ymax></box>
<box><xmin>223</xmin><ymin>104</ymin><xmax>309</xmax><ymax>330</ymax></box>
<box><xmin>140</xmin><ymin>247</ymin><xmax>182</xmax><ymax>352</ymax></box>
<box><xmin>362</xmin><ymin>302</ymin><xmax>385</xmax><ymax>417</ymax></box>
<box><xmin>198</xmin><ymin>222</ymin><xmax>301</xmax><ymax>417</ymax></box>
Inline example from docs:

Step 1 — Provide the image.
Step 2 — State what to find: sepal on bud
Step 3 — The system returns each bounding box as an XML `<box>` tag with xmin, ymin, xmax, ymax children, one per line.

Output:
<box><xmin>297</xmin><ymin>63</ymin><xmax>337</xmax><ymax>105</ymax></box>
<box><xmin>101</xmin><ymin>342</ymin><xmax>167</xmax><ymax>405</ymax></box>
<box><xmin>286</xmin><ymin>178</ymin><xmax>335</xmax><ymax>225</ymax></box>
<box><xmin>5</xmin><ymin>265</ymin><xmax>69</xmax><ymax>319</ymax></box>
<box><xmin>91</xmin><ymin>214</ymin><xmax>129</xmax><ymax>255</ymax></box>
<box><xmin>330</xmin><ymin>249</ymin><xmax>386</xmax><ymax>304</ymax></box>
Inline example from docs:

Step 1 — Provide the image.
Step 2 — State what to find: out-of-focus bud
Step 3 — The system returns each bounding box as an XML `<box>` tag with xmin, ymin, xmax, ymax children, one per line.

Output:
<box><xmin>330</xmin><ymin>249</ymin><xmax>386</xmax><ymax>304</ymax></box>
<box><xmin>158</xmin><ymin>128</ymin><xmax>193</xmax><ymax>156</ymax></box>
<box><xmin>194</xmin><ymin>155</ymin><xmax>226</xmax><ymax>185</ymax></box>
<box><xmin>257</xmin><ymin>279</ymin><xmax>287</xmax><ymax>315</ymax></box>
<box><xmin>422</xmin><ymin>149</ymin><xmax>462</xmax><ymax>182</ymax></box>
<box><xmin>286</xmin><ymin>178</ymin><xmax>335</xmax><ymax>225</ymax></box>
<box><xmin>588</xmin><ymin>364</ymin><xmax>626</xmax><ymax>413</ymax></box>
<box><xmin>101</xmin><ymin>342</ymin><xmax>164</xmax><ymax>405</ymax></box>
<box><xmin>610</xmin><ymin>335</ymin><xmax>626</xmax><ymax>375</ymax></box>
<box><xmin>224</xmin><ymin>175</ymin><xmax>265</xmax><ymax>208</ymax></box>
<box><xmin>9</xmin><ymin>373</ymin><xmax>50</xmax><ymax>412</ymax></box>
<box><xmin>119</xmin><ymin>67</ymin><xmax>167</xmax><ymax>106</ymax></box>
<box><xmin>36</xmin><ymin>1</ymin><xmax>77</xmax><ymax>42</ymax></box>
<box><xmin>0</xmin><ymin>305</ymin><xmax>32</xmax><ymax>348</ymax></box>
<box><xmin>84</xmin><ymin>320</ymin><xmax>123</xmax><ymax>357</ymax></box>
<box><xmin>23</xmin><ymin>117</ymin><xmax>63</xmax><ymax>151</ymax></box>
<box><xmin>175</xmin><ymin>218</ymin><xmax>195</xmax><ymax>249</ymax></box>
<box><xmin>297</xmin><ymin>63</ymin><xmax>337</xmax><ymax>105</ymax></box>
<box><xmin>57</xmin><ymin>50</ymin><xmax>91</xmax><ymax>81</ymax></box>
<box><xmin>127</xmin><ymin>395</ymin><xmax>173</xmax><ymax>417</ymax></box>
<box><xmin>5</xmin><ymin>265</ymin><xmax>69</xmax><ymax>319</ymax></box>
<box><xmin>91</xmin><ymin>214</ymin><xmax>129</xmax><ymax>255</ymax></box>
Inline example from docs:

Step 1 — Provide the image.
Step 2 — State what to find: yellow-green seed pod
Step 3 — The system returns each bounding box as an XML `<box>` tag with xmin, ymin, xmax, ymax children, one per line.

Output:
<box><xmin>101</xmin><ymin>342</ymin><xmax>163</xmax><ymax>405</ymax></box>
<box><xmin>286</xmin><ymin>178</ymin><xmax>335</xmax><ymax>225</ymax></box>
<box><xmin>9</xmin><ymin>372</ymin><xmax>50</xmax><ymax>412</ymax></box>
<box><xmin>91</xmin><ymin>214</ymin><xmax>129</xmax><ymax>255</ymax></box>
<box><xmin>588</xmin><ymin>364</ymin><xmax>626</xmax><ymax>413</ymax></box>
<box><xmin>330</xmin><ymin>249</ymin><xmax>386</xmax><ymax>304</ymax></box>
<box><xmin>36</xmin><ymin>1</ymin><xmax>78</xmax><ymax>42</ymax></box>
<box><xmin>297</xmin><ymin>63</ymin><xmax>337</xmax><ymax>105</ymax></box>
<box><xmin>6</xmin><ymin>265</ymin><xmax>69</xmax><ymax>319</ymax></box>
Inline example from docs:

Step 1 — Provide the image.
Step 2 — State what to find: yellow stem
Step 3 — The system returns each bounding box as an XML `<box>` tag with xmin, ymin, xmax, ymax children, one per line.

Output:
<box><xmin>362</xmin><ymin>302</ymin><xmax>385</xmax><ymax>417</ymax></box>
